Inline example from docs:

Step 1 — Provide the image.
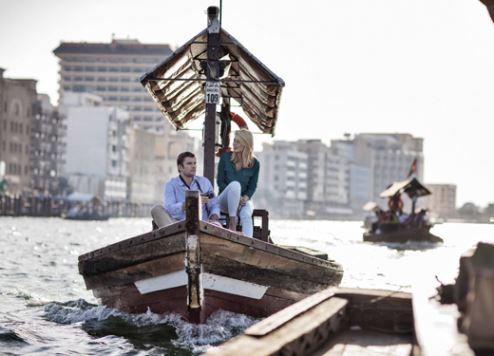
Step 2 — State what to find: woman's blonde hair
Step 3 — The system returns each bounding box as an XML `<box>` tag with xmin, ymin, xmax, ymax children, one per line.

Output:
<box><xmin>232</xmin><ymin>129</ymin><xmax>255</xmax><ymax>168</ymax></box>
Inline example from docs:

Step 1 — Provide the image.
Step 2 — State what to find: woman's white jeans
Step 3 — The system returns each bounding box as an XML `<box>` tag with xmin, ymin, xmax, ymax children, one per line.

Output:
<box><xmin>217</xmin><ymin>181</ymin><xmax>254</xmax><ymax>237</ymax></box>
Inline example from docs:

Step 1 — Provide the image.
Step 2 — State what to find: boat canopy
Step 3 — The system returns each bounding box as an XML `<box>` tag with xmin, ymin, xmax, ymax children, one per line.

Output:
<box><xmin>379</xmin><ymin>177</ymin><xmax>431</xmax><ymax>199</ymax></box>
<box><xmin>140</xmin><ymin>28</ymin><xmax>285</xmax><ymax>136</ymax></box>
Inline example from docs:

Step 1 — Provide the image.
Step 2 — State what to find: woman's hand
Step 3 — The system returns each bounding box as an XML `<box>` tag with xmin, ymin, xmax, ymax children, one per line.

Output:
<box><xmin>239</xmin><ymin>195</ymin><xmax>249</xmax><ymax>206</ymax></box>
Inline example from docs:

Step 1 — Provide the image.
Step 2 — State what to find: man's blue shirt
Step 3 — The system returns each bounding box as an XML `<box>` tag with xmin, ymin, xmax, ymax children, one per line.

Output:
<box><xmin>164</xmin><ymin>175</ymin><xmax>220</xmax><ymax>221</ymax></box>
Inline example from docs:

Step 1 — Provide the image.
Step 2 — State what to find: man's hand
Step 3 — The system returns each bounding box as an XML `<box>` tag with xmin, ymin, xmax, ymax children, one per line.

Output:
<box><xmin>239</xmin><ymin>195</ymin><xmax>249</xmax><ymax>206</ymax></box>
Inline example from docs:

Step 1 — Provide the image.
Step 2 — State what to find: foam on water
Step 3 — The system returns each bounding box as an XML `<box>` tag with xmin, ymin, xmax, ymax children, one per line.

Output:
<box><xmin>42</xmin><ymin>298</ymin><xmax>258</xmax><ymax>354</ymax></box>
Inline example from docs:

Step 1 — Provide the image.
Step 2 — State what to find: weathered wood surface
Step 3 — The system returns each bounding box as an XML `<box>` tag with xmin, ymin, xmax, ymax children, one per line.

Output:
<box><xmin>246</xmin><ymin>288</ymin><xmax>336</xmax><ymax>336</ymax></box>
<box><xmin>185</xmin><ymin>191</ymin><xmax>201</xmax><ymax>322</ymax></box>
<box><xmin>79</xmin><ymin>220</ymin><xmax>185</xmax><ymax>261</ymax></box>
<box><xmin>83</xmin><ymin>253</ymin><xmax>185</xmax><ymax>290</ymax></box>
<box><xmin>200</xmin><ymin>222</ymin><xmax>341</xmax><ymax>269</ymax></box>
<box><xmin>78</xmin><ymin>232</ymin><xmax>185</xmax><ymax>276</ymax></box>
<box><xmin>206</xmin><ymin>296</ymin><xmax>349</xmax><ymax>356</ymax></box>
<box><xmin>200</xmin><ymin>232</ymin><xmax>343</xmax><ymax>288</ymax></box>
<box><xmin>202</xmin><ymin>253</ymin><xmax>340</xmax><ymax>294</ymax></box>
<box><xmin>205</xmin><ymin>288</ymin><xmax>416</xmax><ymax>356</ymax></box>
<box><xmin>363</xmin><ymin>226</ymin><xmax>443</xmax><ymax>244</ymax></box>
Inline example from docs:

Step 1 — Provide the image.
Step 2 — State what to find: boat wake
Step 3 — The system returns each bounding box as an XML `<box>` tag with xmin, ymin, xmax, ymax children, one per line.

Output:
<box><xmin>42</xmin><ymin>299</ymin><xmax>259</xmax><ymax>353</ymax></box>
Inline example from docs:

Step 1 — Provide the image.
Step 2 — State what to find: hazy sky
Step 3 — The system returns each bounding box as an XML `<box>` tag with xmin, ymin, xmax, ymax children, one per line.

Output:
<box><xmin>1</xmin><ymin>0</ymin><xmax>493</xmax><ymax>206</ymax></box>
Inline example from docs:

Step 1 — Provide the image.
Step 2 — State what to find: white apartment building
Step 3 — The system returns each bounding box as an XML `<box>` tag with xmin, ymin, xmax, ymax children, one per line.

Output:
<box><xmin>53</xmin><ymin>38</ymin><xmax>172</xmax><ymax>133</ymax></box>
<box><xmin>257</xmin><ymin>141</ymin><xmax>308</xmax><ymax>218</ymax></box>
<box><xmin>423</xmin><ymin>183</ymin><xmax>457</xmax><ymax>219</ymax></box>
<box><xmin>296</xmin><ymin>139</ymin><xmax>351</xmax><ymax>218</ymax></box>
<box><xmin>351</xmin><ymin>133</ymin><xmax>424</xmax><ymax>206</ymax></box>
<box><xmin>62</xmin><ymin>93</ymin><xmax>129</xmax><ymax>201</ymax></box>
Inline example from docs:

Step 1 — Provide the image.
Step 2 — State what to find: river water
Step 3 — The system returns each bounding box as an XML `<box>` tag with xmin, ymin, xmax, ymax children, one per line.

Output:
<box><xmin>1</xmin><ymin>217</ymin><xmax>493</xmax><ymax>355</ymax></box>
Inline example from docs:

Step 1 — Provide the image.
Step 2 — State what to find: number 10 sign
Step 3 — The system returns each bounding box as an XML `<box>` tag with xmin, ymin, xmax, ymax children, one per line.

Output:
<box><xmin>205</xmin><ymin>81</ymin><xmax>220</xmax><ymax>104</ymax></box>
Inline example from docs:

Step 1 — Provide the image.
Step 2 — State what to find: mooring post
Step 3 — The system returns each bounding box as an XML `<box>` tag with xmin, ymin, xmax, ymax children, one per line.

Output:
<box><xmin>184</xmin><ymin>190</ymin><xmax>202</xmax><ymax>322</ymax></box>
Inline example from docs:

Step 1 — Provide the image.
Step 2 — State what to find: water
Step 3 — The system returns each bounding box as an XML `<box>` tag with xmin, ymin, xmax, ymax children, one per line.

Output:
<box><xmin>1</xmin><ymin>217</ymin><xmax>493</xmax><ymax>355</ymax></box>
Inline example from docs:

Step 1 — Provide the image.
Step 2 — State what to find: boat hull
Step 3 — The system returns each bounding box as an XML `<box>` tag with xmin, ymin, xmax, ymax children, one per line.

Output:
<box><xmin>79</xmin><ymin>219</ymin><xmax>343</xmax><ymax>323</ymax></box>
<box><xmin>363</xmin><ymin>226</ymin><xmax>443</xmax><ymax>243</ymax></box>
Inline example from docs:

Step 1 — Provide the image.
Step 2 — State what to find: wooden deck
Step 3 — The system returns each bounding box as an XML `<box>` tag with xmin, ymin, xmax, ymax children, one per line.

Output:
<box><xmin>205</xmin><ymin>288</ymin><xmax>415</xmax><ymax>356</ymax></box>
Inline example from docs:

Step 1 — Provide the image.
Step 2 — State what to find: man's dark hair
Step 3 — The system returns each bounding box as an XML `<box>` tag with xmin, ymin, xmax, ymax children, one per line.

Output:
<box><xmin>177</xmin><ymin>151</ymin><xmax>195</xmax><ymax>167</ymax></box>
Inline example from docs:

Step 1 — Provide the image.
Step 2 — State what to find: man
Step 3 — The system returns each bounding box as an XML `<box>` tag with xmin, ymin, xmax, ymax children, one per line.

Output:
<box><xmin>151</xmin><ymin>151</ymin><xmax>220</xmax><ymax>228</ymax></box>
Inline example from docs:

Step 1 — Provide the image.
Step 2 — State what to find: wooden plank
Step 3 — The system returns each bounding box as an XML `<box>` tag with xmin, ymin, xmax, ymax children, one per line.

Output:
<box><xmin>200</xmin><ymin>222</ymin><xmax>341</xmax><ymax>269</ymax></box>
<box><xmin>246</xmin><ymin>288</ymin><xmax>337</xmax><ymax>336</ymax></box>
<box><xmin>79</xmin><ymin>233</ymin><xmax>185</xmax><ymax>275</ymax></box>
<box><xmin>83</xmin><ymin>252</ymin><xmax>185</xmax><ymax>289</ymax></box>
<box><xmin>202</xmin><ymin>255</ymin><xmax>334</xmax><ymax>294</ymax></box>
<box><xmin>200</xmin><ymin>234</ymin><xmax>343</xmax><ymax>287</ymax></box>
<box><xmin>206</xmin><ymin>297</ymin><xmax>349</xmax><ymax>356</ymax></box>
<box><xmin>78</xmin><ymin>220</ymin><xmax>185</xmax><ymax>261</ymax></box>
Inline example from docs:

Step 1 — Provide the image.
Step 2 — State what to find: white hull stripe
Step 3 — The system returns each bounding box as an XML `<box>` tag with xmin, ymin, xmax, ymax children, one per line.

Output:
<box><xmin>134</xmin><ymin>270</ymin><xmax>268</xmax><ymax>300</ymax></box>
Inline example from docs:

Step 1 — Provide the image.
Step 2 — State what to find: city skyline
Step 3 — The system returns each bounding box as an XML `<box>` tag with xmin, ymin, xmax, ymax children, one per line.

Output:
<box><xmin>1</xmin><ymin>0</ymin><xmax>494</xmax><ymax>206</ymax></box>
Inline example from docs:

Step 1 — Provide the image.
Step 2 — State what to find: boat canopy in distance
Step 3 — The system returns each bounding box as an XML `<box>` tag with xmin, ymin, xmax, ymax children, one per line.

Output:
<box><xmin>140</xmin><ymin>29</ymin><xmax>285</xmax><ymax>136</ymax></box>
<box><xmin>380</xmin><ymin>177</ymin><xmax>431</xmax><ymax>199</ymax></box>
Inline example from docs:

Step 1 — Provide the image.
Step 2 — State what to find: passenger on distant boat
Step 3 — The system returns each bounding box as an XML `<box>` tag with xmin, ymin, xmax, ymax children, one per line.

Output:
<box><xmin>151</xmin><ymin>152</ymin><xmax>221</xmax><ymax>228</ymax></box>
<box><xmin>217</xmin><ymin>129</ymin><xmax>259</xmax><ymax>236</ymax></box>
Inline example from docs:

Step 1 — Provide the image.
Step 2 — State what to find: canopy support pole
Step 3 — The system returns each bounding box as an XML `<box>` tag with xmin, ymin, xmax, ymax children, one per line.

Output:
<box><xmin>204</xmin><ymin>6</ymin><xmax>221</xmax><ymax>185</ymax></box>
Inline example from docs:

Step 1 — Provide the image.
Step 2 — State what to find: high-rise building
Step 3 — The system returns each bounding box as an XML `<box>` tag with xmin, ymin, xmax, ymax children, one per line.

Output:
<box><xmin>53</xmin><ymin>38</ymin><xmax>173</xmax><ymax>132</ymax></box>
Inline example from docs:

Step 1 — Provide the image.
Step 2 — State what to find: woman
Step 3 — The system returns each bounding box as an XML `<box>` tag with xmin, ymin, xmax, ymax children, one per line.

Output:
<box><xmin>217</xmin><ymin>129</ymin><xmax>259</xmax><ymax>237</ymax></box>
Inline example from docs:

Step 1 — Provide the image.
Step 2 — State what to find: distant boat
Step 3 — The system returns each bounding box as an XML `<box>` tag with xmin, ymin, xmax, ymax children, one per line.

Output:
<box><xmin>62</xmin><ymin>193</ymin><xmax>109</xmax><ymax>221</ymax></box>
<box><xmin>362</xmin><ymin>177</ymin><xmax>443</xmax><ymax>244</ymax></box>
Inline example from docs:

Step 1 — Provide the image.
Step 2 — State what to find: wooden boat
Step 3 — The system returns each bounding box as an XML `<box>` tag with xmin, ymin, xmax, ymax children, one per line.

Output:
<box><xmin>78</xmin><ymin>7</ymin><xmax>344</xmax><ymax>322</ymax></box>
<box><xmin>205</xmin><ymin>287</ymin><xmax>417</xmax><ymax>355</ymax></box>
<box><xmin>363</xmin><ymin>224</ymin><xmax>442</xmax><ymax>243</ymax></box>
<box><xmin>363</xmin><ymin>177</ymin><xmax>443</xmax><ymax>244</ymax></box>
<box><xmin>62</xmin><ymin>193</ymin><xmax>110</xmax><ymax>221</ymax></box>
<box><xmin>78</xmin><ymin>192</ymin><xmax>343</xmax><ymax>323</ymax></box>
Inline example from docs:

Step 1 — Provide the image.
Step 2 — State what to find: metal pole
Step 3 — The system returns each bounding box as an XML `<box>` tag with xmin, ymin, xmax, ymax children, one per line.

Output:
<box><xmin>204</xmin><ymin>6</ymin><xmax>221</xmax><ymax>186</ymax></box>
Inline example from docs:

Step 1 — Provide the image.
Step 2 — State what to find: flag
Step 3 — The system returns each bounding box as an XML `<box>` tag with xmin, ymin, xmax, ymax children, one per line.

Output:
<box><xmin>407</xmin><ymin>158</ymin><xmax>417</xmax><ymax>178</ymax></box>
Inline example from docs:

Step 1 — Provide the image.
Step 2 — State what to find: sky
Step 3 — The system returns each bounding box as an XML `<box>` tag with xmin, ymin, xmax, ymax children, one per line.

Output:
<box><xmin>1</xmin><ymin>0</ymin><xmax>494</xmax><ymax>207</ymax></box>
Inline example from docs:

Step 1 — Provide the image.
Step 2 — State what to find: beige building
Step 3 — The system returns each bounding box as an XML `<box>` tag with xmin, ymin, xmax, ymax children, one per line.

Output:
<box><xmin>423</xmin><ymin>183</ymin><xmax>457</xmax><ymax>219</ymax></box>
<box><xmin>128</xmin><ymin>126</ymin><xmax>195</xmax><ymax>205</ymax></box>
<box><xmin>0</xmin><ymin>68</ymin><xmax>36</xmax><ymax>194</ymax></box>
<box><xmin>53</xmin><ymin>38</ymin><xmax>173</xmax><ymax>133</ymax></box>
